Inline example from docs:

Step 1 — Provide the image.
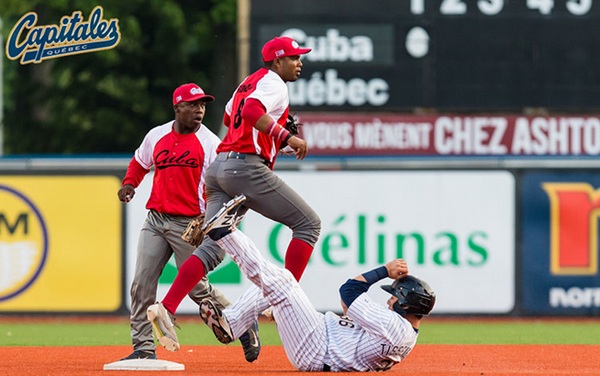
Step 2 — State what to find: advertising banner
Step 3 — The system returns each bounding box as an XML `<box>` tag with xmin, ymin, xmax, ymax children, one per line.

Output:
<box><xmin>290</xmin><ymin>113</ymin><xmax>600</xmax><ymax>157</ymax></box>
<box><xmin>0</xmin><ymin>176</ymin><xmax>122</xmax><ymax>312</ymax></box>
<box><xmin>521</xmin><ymin>171</ymin><xmax>600</xmax><ymax>315</ymax></box>
<box><xmin>128</xmin><ymin>170</ymin><xmax>515</xmax><ymax>314</ymax></box>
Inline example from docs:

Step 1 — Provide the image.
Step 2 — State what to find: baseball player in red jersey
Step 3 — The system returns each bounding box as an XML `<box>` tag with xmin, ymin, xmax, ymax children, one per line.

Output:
<box><xmin>199</xmin><ymin>196</ymin><xmax>436</xmax><ymax>372</ymax></box>
<box><xmin>117</xmin><ymin>83</ymin><xmax>259</xmax><ymax>362</ymax></box>
<box><xmin>148</xmin><ymin>36</ymin><xmax>320</xmax><ymax>348</ymax></box>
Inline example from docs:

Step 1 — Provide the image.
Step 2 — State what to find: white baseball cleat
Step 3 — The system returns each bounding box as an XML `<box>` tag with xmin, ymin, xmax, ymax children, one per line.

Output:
<box><xmin>199</xmin><ymin>299</ymin><xmax>234</xmax><ymax>344</ymax></box>
<box><xmin>147</xmin><ymin>302</ymin><xmax>180</xmax><ymax>352</ymax></box>
<box><xmin>202</xmin><ymin>195</ymin><xmax>247</xmax><ymax>240</ymax></box>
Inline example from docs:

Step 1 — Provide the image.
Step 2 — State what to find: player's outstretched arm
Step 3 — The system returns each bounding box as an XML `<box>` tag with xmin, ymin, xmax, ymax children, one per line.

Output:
<box><xmin>339</xmin><ymin>259</ymin><xmax>409</xmax><ymax>311</ymax></box>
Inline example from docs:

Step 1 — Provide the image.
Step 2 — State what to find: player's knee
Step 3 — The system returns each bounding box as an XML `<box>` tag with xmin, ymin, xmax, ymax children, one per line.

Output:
<box><xmin>296</xmin><ymin>211</ymin><xmax>321</xmax><ymax>246</ymax></box>
<box><xmin>130</xmin><ymin>281</ymin><xmax>155</xmax><ymax>301</ymax></box>
<box><xmin>308</xmin><ymin>219</ymin><xmax>321</xmax><ymax>245</ymax></box>
<box><xmin>194</xmin><ymin>242</ymin><xmax>226</xmax><ymax>272</ymax></box>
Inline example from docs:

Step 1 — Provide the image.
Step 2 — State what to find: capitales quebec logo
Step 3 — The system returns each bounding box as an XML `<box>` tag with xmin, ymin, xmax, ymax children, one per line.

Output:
<box><xmin>5</xmin><ymin>6</ymin><xmax>121</xmax><ymax>65</ymax></box>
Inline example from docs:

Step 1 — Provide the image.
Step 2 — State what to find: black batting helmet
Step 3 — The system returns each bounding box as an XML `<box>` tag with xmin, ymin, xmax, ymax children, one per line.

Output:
<box><xmin>381</xmin><ymin>275</ymin><xmax>436</xmax><ymax>316</ymax></box>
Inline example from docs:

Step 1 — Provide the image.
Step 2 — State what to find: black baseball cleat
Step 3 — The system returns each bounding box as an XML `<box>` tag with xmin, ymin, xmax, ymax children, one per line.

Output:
<box><xmin>239</xmin><ymin>320</ymin><xmax>261</xmax><ymax>363</ymax></box>
<box><xmin>201</xmin><ymin>195</ymin><xmax>247</xmax><ymax>241</ymax></box>
<box><xmin>119</xmin><ymin>350</ymin><xmax>157</xmax><ymax>360</ymax></box>
<box><xmin>199</xmin><ymin>299</ymin><xmax>234</xmax><ymax>344</ymax></box>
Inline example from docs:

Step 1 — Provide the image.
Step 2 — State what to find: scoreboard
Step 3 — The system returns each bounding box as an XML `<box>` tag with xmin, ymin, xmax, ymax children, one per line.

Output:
<box><xmin>251</xmin><ymin>0</ymin><xmax>600</xmax><ymax>112</ymax></box>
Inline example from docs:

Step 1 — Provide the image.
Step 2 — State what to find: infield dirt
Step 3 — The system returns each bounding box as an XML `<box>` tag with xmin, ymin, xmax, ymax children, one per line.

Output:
<box><xmin>1</xmin><ymin>344</ymin><xmax>599</xmax><ymax>375</ymax></box>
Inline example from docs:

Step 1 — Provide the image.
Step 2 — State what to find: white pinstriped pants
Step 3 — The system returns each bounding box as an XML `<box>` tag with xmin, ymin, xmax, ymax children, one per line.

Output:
<box><xmin>217</xmin><ymin>230</ymin><xmax>328</xmax><ymax>371</ymax></box>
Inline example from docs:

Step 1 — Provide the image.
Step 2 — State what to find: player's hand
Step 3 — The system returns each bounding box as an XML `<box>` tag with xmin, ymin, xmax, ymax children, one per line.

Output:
<box><xmin>118</xmin><ymin>184</ymin><xmax>135</xmax><ymax>203</ymax></box>
<box><xmin>286</xmin><ymin>135</ymin><xmax>308</xmax><ymax>160</ymax></box>
<box><xmin>385</xmin><ymin>259</ymin><xmax>409</xmax><ymax>279</ymax></box>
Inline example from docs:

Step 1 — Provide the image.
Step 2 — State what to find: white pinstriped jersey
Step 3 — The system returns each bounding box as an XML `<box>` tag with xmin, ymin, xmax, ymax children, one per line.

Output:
<box><xmin>323</xmin><ymin>294</ymin><xmax>418</xmax><ymax>372</ymax></box>
<box><xmin>216</xmin><ymin>230</ymin><xmax>419</xmax><ymax>373</ymax></box>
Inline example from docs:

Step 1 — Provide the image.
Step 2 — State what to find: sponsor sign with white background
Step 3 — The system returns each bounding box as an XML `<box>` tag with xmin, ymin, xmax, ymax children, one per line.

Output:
<box><xmin>125</xmin><ymin>170</ymin><xmax>515</xmax><ymax>314</ymax></box>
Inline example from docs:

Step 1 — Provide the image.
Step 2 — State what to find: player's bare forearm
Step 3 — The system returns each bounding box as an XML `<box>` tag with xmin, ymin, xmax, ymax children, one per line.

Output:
<box><xmin>254</xmin><ymin>114</ymin><xmax>308</xmax><ymax>159</ymax></box>
<box><xmin>253</xmin><ymin>114</ymin><xmax>274</xmax><ymax>133</ymax></box>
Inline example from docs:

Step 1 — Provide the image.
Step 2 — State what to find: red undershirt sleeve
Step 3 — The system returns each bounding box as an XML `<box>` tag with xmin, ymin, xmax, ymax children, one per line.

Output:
<box><xmin>241</xmin><ymin>98</ymin><xmax>267</xmax><ymax>125</ymax></box>
<box><xmin>122</xmin><ymin>157</ymin><xmax>149</xmax><ymax>188</ymax></box>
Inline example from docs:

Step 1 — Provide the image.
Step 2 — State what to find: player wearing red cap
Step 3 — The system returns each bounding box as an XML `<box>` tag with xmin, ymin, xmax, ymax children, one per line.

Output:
<box><xmin>149</xmin><ymin>36</ymin><xmax>320</xmax><ymax>352</ymax></box>
<box><xmin>117</xmin><ymin>83</ymin><xmax>259</xmax><ymax>363</ymax></box>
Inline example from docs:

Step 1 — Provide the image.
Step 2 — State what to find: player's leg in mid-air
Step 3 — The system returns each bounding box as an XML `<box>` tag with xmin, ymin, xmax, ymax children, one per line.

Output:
<box><xmin>199</xmin><ymin>196</ymin><xmax>327</xmax><ymax>371</ymax></box>
<box><xmin>204</xmin><ymin>156</ymin><xmax>321</xmax><ymax>281</ymax></box>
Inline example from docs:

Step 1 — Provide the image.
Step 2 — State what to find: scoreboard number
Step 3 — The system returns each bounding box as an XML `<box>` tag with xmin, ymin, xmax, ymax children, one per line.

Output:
<box><xmin>410</xmin><ymin>0</ymin><xmax>593</xmax><ymax>16</ymax></box>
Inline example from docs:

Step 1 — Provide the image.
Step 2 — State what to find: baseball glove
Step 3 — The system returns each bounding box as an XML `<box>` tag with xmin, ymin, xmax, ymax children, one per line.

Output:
<box><xmin>181</xmin><ymin>214</ymin><xmax>205</xmax><ymax>247</ymax></box>
<box><xmin>285</xmin><ymin>113</ymin><xmax>302</xmax><ymax>135</ymax></box>
<box><xmin>280</xmin><ymin>114</ymin><xmax>302</xmax><ymax>151</ymax></box>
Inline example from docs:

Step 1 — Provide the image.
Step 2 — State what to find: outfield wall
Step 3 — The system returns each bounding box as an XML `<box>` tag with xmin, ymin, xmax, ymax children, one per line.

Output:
<box><xmin>0</xmin><ymin>155</ymin><xmax>599</xmax><ymax>316</ymax></box>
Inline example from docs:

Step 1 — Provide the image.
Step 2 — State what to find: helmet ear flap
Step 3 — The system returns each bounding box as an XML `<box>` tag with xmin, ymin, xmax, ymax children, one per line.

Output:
<box><xmin>392</xmin><ymin>301</ymin><xmax>409</xmax><ymax>316</ymax></box>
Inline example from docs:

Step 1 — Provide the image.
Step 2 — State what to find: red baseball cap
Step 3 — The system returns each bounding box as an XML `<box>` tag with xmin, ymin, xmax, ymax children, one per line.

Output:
<box><xmin>261</xmin><ymin>36</ymin><xmax>311</xmax><ymax>62</ymax></box>
<box><xmin>172</xmin><ymin>83</ymin><xmax>215</xmax><ymax>105</ymax></box>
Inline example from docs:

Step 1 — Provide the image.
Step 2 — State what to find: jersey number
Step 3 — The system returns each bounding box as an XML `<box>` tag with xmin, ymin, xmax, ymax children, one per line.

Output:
<box><xmin>338</xmin><ymin>316</ymin><xmax>355</xmax><ymax>329</ymax></box>
<box><xmin>232</xmin><ymin>98</ymin><xmax>245</xmax><ymax>129</ymax></box>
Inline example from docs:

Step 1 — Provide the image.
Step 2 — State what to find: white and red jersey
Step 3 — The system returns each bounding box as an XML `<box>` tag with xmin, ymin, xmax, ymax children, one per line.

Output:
<box><xmin>122</xmin><ymin>121</ymin><xmax>221</xmax><ymax>216</ymax></box>
<box><xmin>218</xmin><ymin>68</ymin><xmax>289</xmax><ymax>166</ymax></box>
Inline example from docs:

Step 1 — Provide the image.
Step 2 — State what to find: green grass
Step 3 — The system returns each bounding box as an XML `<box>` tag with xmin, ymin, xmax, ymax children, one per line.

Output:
<box><xmin>0</xmin><ymin>319</ymin><xmax>282</xmax><ymax>346</ymax></box>
<box><xmin>419</xmin><ymin>321</ymin><xmax>600</xmax><ymax>344</ymax></box>
<box><xmin>1</xmin><ymin>318</ymin><xmax>600</xmax><ymax>346</ymax></box>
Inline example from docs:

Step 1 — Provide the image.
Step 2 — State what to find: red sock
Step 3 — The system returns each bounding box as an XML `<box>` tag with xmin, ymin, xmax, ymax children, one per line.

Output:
<box><xmin>284</xmin><ymin>238</ymin><xmax>314</xmax><ymax>281</ymax></box>
<box><xmin>162</xmin><ymin>255</ymin><xmax>205</xmax><ymax>314</ymax></box>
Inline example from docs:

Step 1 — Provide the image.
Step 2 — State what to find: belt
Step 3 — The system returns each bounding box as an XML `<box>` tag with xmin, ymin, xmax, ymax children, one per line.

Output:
<box><xmin>224</xmin><ymin>151</ymin><xmax>268</xmax><ymax>166</ymax></box>
<box><xmin>226</xmin><ymin>151</ymin><xmax>247</xmax><ymax>159</ymax></box>
<box><xmin>323</xmin><ymin>364</ymin><xmax>331</xmax><ymax>372</ymax></box>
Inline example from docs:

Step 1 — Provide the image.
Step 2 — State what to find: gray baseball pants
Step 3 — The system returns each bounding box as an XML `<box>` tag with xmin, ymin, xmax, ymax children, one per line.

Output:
<box><xmin>129</xmin><ymin>210</ymin><xmax>230</xmax><ymax>352</ymax></box>
<box><xmin>196</xmin><ymin>151</ymin><xmax>321</xmax><ymax>262</ymax></box>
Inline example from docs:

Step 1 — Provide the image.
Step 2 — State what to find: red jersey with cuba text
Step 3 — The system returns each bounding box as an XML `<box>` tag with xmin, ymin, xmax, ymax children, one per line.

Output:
<box><xmin>122</xmin><ymin>121</ymin><xmax>221</xmax><ymax>217</ymax></box>
<box><xmin>218</xmin><ymin>68</ymin><xmax>290</xmax><ymax>166</ymax></box>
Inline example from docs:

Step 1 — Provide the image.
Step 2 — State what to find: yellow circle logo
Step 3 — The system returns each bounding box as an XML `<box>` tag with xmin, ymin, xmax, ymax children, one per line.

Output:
<box><xmin>0</xmin><ymin>185</ymin><xmax>48</xmax><ymax>301</ymax></box>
